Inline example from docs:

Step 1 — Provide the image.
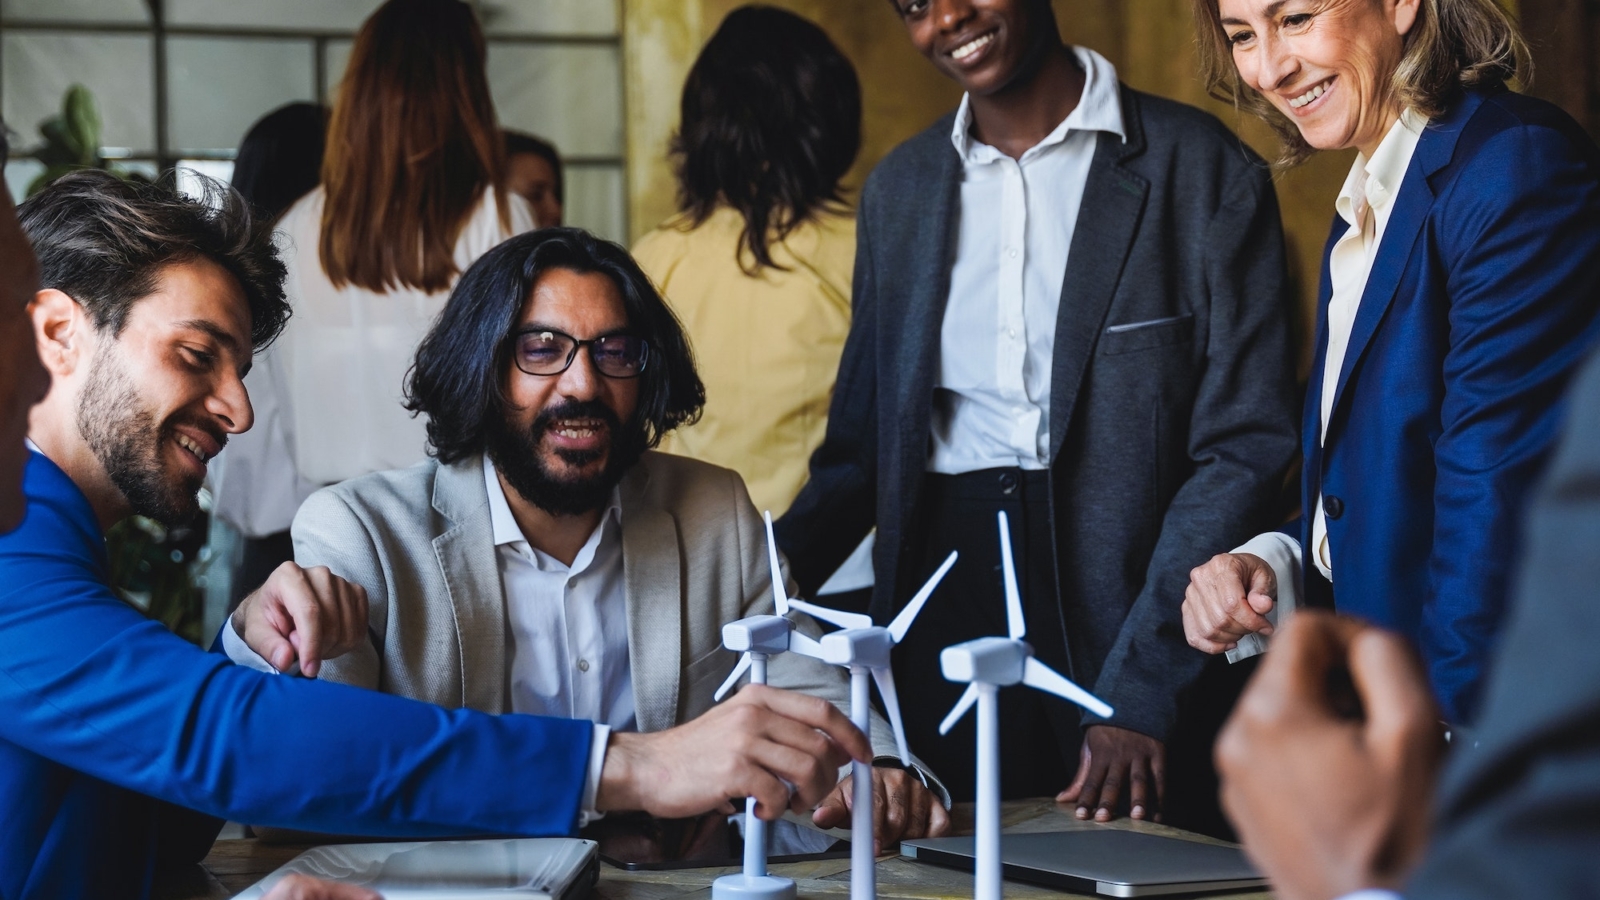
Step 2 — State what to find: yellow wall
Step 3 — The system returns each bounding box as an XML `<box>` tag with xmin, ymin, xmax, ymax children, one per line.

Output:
<box><xmin>621</xmin><ymin>0</ymin><xmax>1351</xmax><ymax>371</ymax></box>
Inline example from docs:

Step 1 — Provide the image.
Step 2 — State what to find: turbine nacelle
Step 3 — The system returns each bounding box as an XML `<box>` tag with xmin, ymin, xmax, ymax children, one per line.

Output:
<box><xmin>940</xmin><ymin>636</ymin><xmax>1033</xmax><ymax>686</ymax></box>
<box><xmin>722</xmin><ymin>615</ymin><xmax>795</xmax><ymax>655</ymax></box>
<box><xmin>818</xmin><ymin>627</ymin><xmax>896</xmax><ymax>668</ymax></box>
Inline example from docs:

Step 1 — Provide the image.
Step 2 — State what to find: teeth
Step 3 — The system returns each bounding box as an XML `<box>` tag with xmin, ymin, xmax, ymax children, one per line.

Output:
<box><xmin>175</xmin><ymin>435</ymin><xmax>209</xmax><ymax>463</ymax></box>
<box><xmin>950</xmin><ymin>33</ymin><xmax>994</xmax><ymax>61</ymax></box>
<box><xmin>1289</xmin><ymin>81</ymin><xmax>1329</xmax><ymax>109</ymax></box>
<box><xmin>553</xmin><ymin>420</ymin><xmax>603</xmax><ymax>439</ymax></box>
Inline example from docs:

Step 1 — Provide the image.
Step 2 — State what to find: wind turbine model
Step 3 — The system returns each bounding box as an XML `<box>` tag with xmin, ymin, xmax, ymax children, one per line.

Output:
<box><xmin>786</xmin><ymin>550</ymin><xmax>959</xmax><ymax>900</ymax></box>
<box><xmin>709</xmin><ymin>512</ymin><xmax>830</xmax><ymax>900</ymax></box>
<box><xmin>938</xmin><ymin>511</ymin><xmax>1114</xmax><ymax>900</ymax></box>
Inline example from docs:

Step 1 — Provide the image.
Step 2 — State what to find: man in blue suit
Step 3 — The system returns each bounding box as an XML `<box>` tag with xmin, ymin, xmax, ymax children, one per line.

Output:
<box><xmin>1182</xmin><ymin>0</ymin><xmax>1600</xmax><ymax>726</ymax></box>
<box><xmin>0</xmin><ymin>160</ymin><xmax>872</xmax><ymax>900</ymax></box>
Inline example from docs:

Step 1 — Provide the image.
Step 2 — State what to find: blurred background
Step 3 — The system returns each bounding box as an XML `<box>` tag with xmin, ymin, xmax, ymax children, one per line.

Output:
<box><xmin>2</xmin><ymin>0</ymin><xmax>1595</xmax><ymax>639</ymax></box>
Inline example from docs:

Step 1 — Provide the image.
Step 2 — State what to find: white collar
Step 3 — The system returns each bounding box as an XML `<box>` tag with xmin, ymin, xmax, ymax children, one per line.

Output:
<box><xmin>1336</xmin><ymin>108</ymin><xmax>1427</xmax><ymax>227</ymax></box>
<box><xmin>950</xmin><ymin>45</ymin><xmax>1126</xmax><ymax>164</ymax></box>
<box><xmin>482</xmin><ymin>454</ymin><xmax>621</xmax><ymax>550</ymax></box>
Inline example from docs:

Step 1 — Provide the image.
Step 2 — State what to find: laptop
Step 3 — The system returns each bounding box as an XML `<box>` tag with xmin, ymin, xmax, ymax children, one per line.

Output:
<box><xmin>231</xmin><ymin>837</ymin><xmax>598</xmax><ymax>900</ymax></box>
<box><xmin>901</xmin><ymin>830</ymin><xmax>1268</xmax><ymax>897</ymax></box>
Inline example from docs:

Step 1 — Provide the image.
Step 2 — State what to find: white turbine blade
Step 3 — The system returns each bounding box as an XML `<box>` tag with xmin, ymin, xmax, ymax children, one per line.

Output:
<box><xmin>939</xmin><ymin>683</ymin><xmax>981</xmax><ymax>735</ymax></box>
<box><xmin>870</xmin><ymin>667</ymin><xmax>913</xmax><ymax>765</ymax></box>
<box><xmin>998</xmin><ymin>511</ymin><xmax>1026</xmax><ymax>641</ymax></box>
<box><xmin>713</xmin><ymin>652</ymin><xmax>754</xmax><ymax>702</ymax></box>
<box><xmin>887</xmin><ymin>550</ymin><xmax>958</xmax><ymax>643</ymax></box>
<box><xmin>1022</xmin><ymin>657</ymin><xmax>1113</xmax><ymax>719</ymax></box>
<box><xmin>763</xmin><ymin>511</ymin><xmax>789</xmax><ymax>617</ymax></box>
<box><xmin>788</xmin><ymin>630</ymin><xmax>826</xmax><ymax>660</ymax></box>
<box><xmin>788</xmin><ymin>598</ymin><xmax>873</xmax><ymax>631</ymax></box>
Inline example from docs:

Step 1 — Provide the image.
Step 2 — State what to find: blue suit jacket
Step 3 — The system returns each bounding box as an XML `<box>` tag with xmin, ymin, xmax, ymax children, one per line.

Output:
<box><xmin>0</xmin><ymin>452</ymin><xmax>592</xmax><ymax>900</ymax></box>
<box><xmin>1304</xmin><ymin>88</ymin><xmax>1600</xmax><ymax>724</ymax></box>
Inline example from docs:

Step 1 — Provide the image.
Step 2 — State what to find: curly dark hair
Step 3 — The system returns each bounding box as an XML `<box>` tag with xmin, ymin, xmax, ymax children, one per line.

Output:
<box><xmin>16</xmin><ymin>170</ymin><xmax>290</xmax><ymax>350</ymax></box>
<box><xmin>406</xmin><ymin>227</ymin><xmax>705</xmax><ymax>464</ymax></box>
<box><xmin>671</xmin><ymin>5</ymin><xmax>860</xmax><ymax>273</ymax></box>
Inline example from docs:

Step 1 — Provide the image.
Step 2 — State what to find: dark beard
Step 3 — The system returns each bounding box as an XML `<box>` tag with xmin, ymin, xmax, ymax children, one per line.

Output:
<box><xmin>485</xmin><ymin>399</ymin><xmax>644</xmax><ymax>517</ymax></box>
<box><xmin>76</xmin><ymin>349</ymin><xmax>210</xmax><ymax>526</ymax></box>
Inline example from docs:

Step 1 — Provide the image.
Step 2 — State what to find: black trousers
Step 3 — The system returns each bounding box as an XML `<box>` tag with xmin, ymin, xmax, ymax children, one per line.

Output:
<box><xmin>890</xmin><ymin>467</ymin><xmax>1083</xmax><ymax>802</ymax></box>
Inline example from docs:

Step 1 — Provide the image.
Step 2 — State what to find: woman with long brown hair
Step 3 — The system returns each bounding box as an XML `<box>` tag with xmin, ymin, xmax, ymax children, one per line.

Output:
<box><xmin>225</xmin><ymin>0</ymin><xmax>533</xmax><ymax>541</ymax></box>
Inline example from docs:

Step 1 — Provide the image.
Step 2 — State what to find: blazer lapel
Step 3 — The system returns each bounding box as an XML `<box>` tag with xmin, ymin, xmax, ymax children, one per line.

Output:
<box><xmin>618</xmin><ymin>464</ymin><xmax>683</xmax><ymax>733</ymax></box>
<box><xmin>886</xmin><ymin>133</ymin><xmax>962</xmax><ymax>608</ymax></box>
<box><xmin>1049</xmin><ymin>86</ymin><xmax>1149</xmax><ymax>460</ymax></box>
<box><xmin>1326</xmin><ymin>91</ymin><xmax>1483</xmax><ymax>426</ymax></box>
<box><xmin>431</xmin><ymin>457</ymin><xmax>510</xmax><ymax>713</ymax></box>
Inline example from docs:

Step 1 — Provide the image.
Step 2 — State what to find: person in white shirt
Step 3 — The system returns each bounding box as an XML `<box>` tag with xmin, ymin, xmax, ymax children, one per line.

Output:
<box><xmin>212</xmin><ymin>0</ymin><xmax>535</xmax><ymax>562</ymax></box>
<box><xmin>775</xmin><ymin>0</ymin><xmax>1299</xmax><ymax>831</ymax></box>
<box><xmin>228</xmin><ymin>227</ymin><xmax>952</xmax><ymax>845</ymax></box>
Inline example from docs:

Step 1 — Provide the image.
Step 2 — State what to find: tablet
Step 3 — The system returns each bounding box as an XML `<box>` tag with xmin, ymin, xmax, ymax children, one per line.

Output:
<box><xmin>901</xmin><ymin>830</ymin><xmax>1268</xmax><ymax>897</ymax></box>
<box><xmin>232</xmin><ymin>837</ymin><xmax>599</xmax><ymax>900</ymax></box>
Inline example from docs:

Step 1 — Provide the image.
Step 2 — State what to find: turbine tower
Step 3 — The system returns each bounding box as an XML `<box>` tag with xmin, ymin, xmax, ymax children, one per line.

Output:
<box><xmin>710</xmin><ymin>512</ymin><xmax>832</xmax><ymax>900</ymax></box>
<box><xmin>939</xmin><ymin>511</ymin><xmax>1113</xmax><ymax>900</ymax></box>
<box><xmin>787</xmin><ymin>549</ymin><xmax>958</xmax><ymax>900</ymax></box>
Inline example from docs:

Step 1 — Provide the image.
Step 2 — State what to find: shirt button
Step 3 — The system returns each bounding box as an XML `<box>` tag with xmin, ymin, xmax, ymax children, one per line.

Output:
<box><xmin>1008</xmin><ymin>329</ymin><xmax>1017</xmax><ymax>339</ymax></box>
<box><xmin>1007</xmin><ymin>248</ymin><xmax>1018</xmax><ymax>259</ymax></box>
<box><xmin>577</xmin><ymin>659</ymin><xmax>591</xmax><ymax>673</ymax></box>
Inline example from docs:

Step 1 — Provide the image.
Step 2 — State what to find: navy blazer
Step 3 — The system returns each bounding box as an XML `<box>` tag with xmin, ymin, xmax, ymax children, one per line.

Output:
<box><xmin>0</xmin><ymin>452</ymin><xmax>592</xmax><ymax>900</ymax></box>
<box><xmin>1304</xmin><ymin>88</ymin><xmax>1600</xmax><ymax>724</ymax></box>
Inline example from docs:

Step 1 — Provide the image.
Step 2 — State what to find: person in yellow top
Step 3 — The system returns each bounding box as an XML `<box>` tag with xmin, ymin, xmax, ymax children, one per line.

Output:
<box><xmin>634</xmin><ymin>4</ymin><xmax>859</xmax><ymax>517</ymax></box>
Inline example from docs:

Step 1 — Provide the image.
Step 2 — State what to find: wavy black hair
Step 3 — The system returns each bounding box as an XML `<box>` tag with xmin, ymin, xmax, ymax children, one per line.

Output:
<box><xmin>406</xmin><ymin>227</ymin><xmax>705</xmax><ymax>464</ymax></box>
<box><xmin>17</xmin><ymin>170</ymin><xmax>289</xmax><ymax>351</ymax></box>
<box><xmin>671</xmin><ymin>5</ymin><xmax>860</xmax><ymax>273</ymax></box>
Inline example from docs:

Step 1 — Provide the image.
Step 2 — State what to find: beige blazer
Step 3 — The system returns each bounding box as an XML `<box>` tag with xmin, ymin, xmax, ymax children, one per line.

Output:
<box><xmin>294</xmin><ymin>451</ymin><xmax>923</xmax><ymax>773</ymax></box>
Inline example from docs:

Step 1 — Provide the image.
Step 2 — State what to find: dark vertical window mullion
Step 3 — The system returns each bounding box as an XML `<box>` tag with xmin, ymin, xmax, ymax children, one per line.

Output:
<box><xmin>148</xmin><ymin>0</ymin><xmax>170</xmax><ymax>172</ymax></box>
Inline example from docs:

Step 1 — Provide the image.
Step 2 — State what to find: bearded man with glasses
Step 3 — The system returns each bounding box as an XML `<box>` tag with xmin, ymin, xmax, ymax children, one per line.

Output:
<box><xmin>225</xmin><ymin>227</ymin><xmax>952</xmax><ymax>844</ymax></box>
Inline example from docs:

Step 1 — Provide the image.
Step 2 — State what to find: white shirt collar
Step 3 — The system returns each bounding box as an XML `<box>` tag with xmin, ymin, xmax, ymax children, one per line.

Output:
<box><xmin>950</xmin><ymin>45</ymin><xmax>1125</xmax><ymax>164</ymax></box>
<box><xmin>1336</xmin><ymin>108</ymin><xmax>1427</xmax><ymax>227</ymax></box>
<box><xmin>482</xmin><ymin>454</ymin><xmax>621</xmax><ymax>552</ymax></box>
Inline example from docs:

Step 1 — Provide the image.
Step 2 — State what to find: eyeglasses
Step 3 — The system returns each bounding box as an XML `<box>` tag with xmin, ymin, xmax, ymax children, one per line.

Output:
<box><xmin>510</xmin><ymin>328</ymin><xmax>649</xmax><ymax>379</ymax></box>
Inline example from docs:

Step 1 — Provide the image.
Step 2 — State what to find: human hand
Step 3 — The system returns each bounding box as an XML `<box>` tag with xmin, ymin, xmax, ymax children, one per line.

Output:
<box><xmin>231</xmin><ymin>562</ymin><xmax>369</xmax><ymax>678</ymax></box>
<box><xmin>261</xmin><ymin>874</ymin><xmax>381</xmax><ymax>900</ymax></box>
<box><xmin>1216</xmin><ymin>610</ymin><xmax>1443</xmax><ymax>900</ymax></box>
<box><xmin>596</xmin><ymin>684</ymin><xmax>871</xmax><ymax>820</ymax></box>
<box><xmin>1183</xmin><ymin>552</ymin><xmax>1277</xmax><ymax>654</ymax></box>
<box><xmin>812</xmin><ymin>766</ymin><xmax>951</xmax><ymax>852</ymax></box>
<box><xmin>1057</xmin><ymin>725</ymin><xmax>1166</xmax><ymax>822</ymax></box>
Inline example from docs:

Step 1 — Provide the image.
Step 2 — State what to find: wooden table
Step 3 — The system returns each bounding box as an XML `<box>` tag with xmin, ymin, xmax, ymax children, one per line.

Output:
<box><xmin>154</xmin><ymin>799</ymin><xmax>1270</xmax><ymax>900</ymax></box>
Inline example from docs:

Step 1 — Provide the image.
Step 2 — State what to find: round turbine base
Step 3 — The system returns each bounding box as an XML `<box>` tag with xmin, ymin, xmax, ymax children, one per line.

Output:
<box><xmin>712</xmin><ymin>874</ymin><xmax>797</xmax><ymax>900</ymax></box>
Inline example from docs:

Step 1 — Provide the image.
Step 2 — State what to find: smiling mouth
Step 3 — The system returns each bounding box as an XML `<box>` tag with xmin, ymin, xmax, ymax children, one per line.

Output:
<box><xmin>550</xmin><ymin>419</ymin><xmax>608</xmax><ymax>441</ymax></box>
<box><xmin>1288</xmin><ymin>78</ymin><xmax>1333</xmax><ymax>110</ymax></box>
<box><xmin>949</xmin><ymin>31</ymin><xmax>996</xmax><ymax>62</ymax></box>
<box><xmin>174</xmin><ymin>433</ymin><xmax>211</xmax><ymax>464</ymax></box>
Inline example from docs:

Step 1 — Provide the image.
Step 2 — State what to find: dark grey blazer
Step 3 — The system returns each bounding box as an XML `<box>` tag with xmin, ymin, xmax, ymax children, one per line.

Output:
<box><xmin>1407</xmin><ymin>347</ymin><xmax>1600</xmax><ymax>896</ymax></box>
<box><xmin>777</xmin><ymin>85</ymin><xmax>1299</xmax><ymax>740</ymax></box>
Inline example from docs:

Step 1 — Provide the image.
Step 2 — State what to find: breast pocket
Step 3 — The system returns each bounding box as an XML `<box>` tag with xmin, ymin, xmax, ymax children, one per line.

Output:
<box><xmin>1099</xmin><ymin>313</ymin><xmax>1195</xmax><ymax>356</ymax></box>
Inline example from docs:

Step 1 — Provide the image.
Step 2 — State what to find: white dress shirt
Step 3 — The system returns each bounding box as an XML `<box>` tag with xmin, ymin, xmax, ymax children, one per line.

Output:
<box><xmin>927</xmin><ymin>45</ymin><xmax>1126</xmax><ymax>473</ymax></box>
<box><xmin>1228</xmin><ymin>110</ymin><xmax>1427</xmax><ymax>662</ymax></box>
<box><xmin>222</xmin><ymin>455</ymin><xmax>630</xmax><ymax>820</ymax></box>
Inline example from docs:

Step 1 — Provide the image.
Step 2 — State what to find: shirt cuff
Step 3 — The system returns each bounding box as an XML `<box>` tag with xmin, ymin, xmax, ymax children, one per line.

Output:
<box><xmin>1336</xmin><ymin>891</ymin><xmax>1403</xmax><ymax>900</ymax></box>
<box><xmin>578</xmin><ymin>723</ymin><xmax>611</xmax><ymax>827</ymax></box>
<box><xmin>221</xmin><ymin>617</ymin><xmax>281</xmax><ymax>674</ymax></box>
<box><xmin>1224</xmin><ymin>531</ymin><xmax>1303</xmax><ymax>664</ymax></box>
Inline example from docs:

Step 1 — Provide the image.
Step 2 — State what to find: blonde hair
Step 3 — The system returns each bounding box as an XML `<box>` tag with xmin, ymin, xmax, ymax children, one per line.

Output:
<box><xmin>1192</xmin><ymin>0</ymin><xmax>1532</xmax><ymax>165</ymax></box>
